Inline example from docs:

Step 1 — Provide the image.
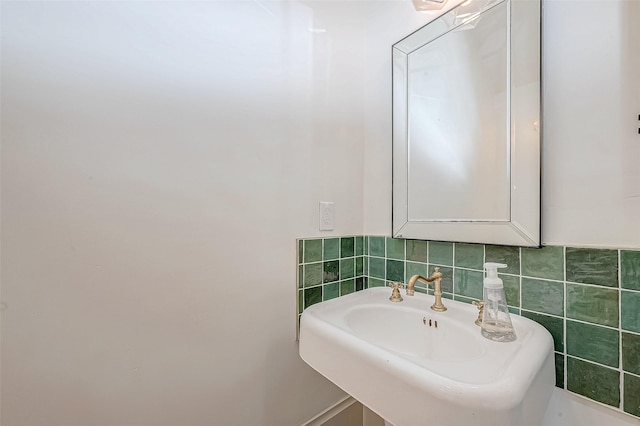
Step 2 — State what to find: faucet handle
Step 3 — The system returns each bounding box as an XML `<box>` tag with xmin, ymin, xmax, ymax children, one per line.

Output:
<box><xmin>388</xmin><ymin>282</ymin><xmax>404</xmax><ymax>303</ymax></box>
<box><xmin>472</xmin><ymin>300</ymin><xmax>484</xmax><ymax>326</ymax></box>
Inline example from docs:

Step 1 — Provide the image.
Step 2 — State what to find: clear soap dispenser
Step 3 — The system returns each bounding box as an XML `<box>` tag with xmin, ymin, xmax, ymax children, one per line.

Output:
<box><xmin>481</xmin><ymin>263</ymin><xmax>517</xmax><ymax>342</ymax></box>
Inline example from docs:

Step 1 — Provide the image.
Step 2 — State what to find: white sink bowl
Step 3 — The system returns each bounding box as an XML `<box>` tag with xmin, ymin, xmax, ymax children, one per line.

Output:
<box><xmin>299</xmin><ymin>287</ymin><xmax>555</xmax><ymax>426</ymax></box>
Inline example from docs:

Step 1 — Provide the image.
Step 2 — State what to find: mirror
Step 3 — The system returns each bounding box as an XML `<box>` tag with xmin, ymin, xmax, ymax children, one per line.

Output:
<box><xmin>392</xmin><ymin>0</ymin><xmax>541</xmax><ymax>247</ymax></box>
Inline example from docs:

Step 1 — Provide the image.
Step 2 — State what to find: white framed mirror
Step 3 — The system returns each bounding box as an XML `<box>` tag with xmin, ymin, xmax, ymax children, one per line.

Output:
<box><xmin>392</xmin><ymin>0</ymin><xmax>541</xmax><ymax>247</ymax></box>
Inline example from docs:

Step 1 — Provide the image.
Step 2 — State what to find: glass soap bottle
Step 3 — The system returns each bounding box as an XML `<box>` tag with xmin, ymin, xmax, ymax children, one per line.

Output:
<box><xmin>481</xmin><ymin>262</ymin><xmax>517</xmax><ymax>342</ymax></box>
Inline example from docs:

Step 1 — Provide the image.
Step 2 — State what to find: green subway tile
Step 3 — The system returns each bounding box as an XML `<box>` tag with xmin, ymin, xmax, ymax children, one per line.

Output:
<box><xmin>522</xmin><ymin>311</ymin><xmax>564</xmax><ymax>352</ymax></box>
<box><xmin>323</xmin><ymin>282</ymin><xmax>340</xmax><ymax>301</ymax></box>
<box><xmin>622</xmin><ymin>291</ymin><xmax>640</xmax><ymax>333</ymax></box>
<box><xmin>454</xmin><ymin>243</ymin><xmax>484</xmax><ymax>270</ymax></box>
<box><xmin>501</xmin><ymin>274</ymin><xmax>520</xmax><ymax>308</ymax></box>
<box><xmin>304</xmin><ymin>239</ymin><xmax>322</xmax><ymax>263</ymax></box>
<box><xmin>621</xmin><ymin>250</ymin><xmax>640</xmax><ymax>290</ymax></box>
<box><xmin>323</xmin><ymin>260</ymin><xmax>339</xmax><ymax>283</ymax></box>
<box><xmin>369</xmin><ymin>257</ymin><xmax>385</xmax><ymax>279</ymax></box>
<box><xmin>340</xmin><ymin>237</ymin><xmax>355</xmax><ymax>258</ymax></box>
<box><xmin>566</xmin><ymin>320</ymin><xmax>619</xmax><ymax>368</ymax></box>
<box><xmin>368</xmin><ymin>278</ymin><xmax>386</xmax><ymax>288</ymax></box>
<box><xmin>340</xmin><ymin>258</ymin><xmax>355</xmax><ymax>280</ymax></box>
<box><xmin>370</xmin><ymin>236</ymin><xmax>385</xmax><ymax>257</ymax></box>
<box><xmin>298</xmin><ymin>290</ymin><xmax>304</xmax><ymax>314</ymax></box>
<box><xmin>323</xmin><ymin>238</ymin><xmax>340</xmax><ymax>260</ymax></box>
<box><xmin>387</xmin><ymin>238</ymin><xmax>405</xmax><ymax>260</ymax></box>
<box><xmin>624</xmin><ymin>373</ymin><xmax>640</xmax><ymax>417</ymax></box>
<box><xmin>364</xmin><ymin>236</ymin><xmax>369</xmax><ymax>255</ymax></box>
<box><xmin>434</xmin><ymin>265</ymin><xmax>454</xmax><ymax>293</ymax></box>
<box><xmin>567</xmin><ymin>357</ymin><xmax>620</xmax><ymax>408</ymax></box>
<box><xmin>566</xmin><ymin>247</ymin><xmax>618</xmax><ymax>287</ymax></box>
<box><xmin>406</xmin><ymin>262</ymin><xmax>431</xmax><ymax>285</ymax></box>
<box><xmin>415</xmin><ymin>286</ymin><xmax>429</xmax><ymax>295</ymax></box>
<box><xmin>508</xmin><ymin>307</ymin><xmax>520</xmax><ymax>315</ymax></box>
<box><xmin>356</xmin><ymin>277</ymin><xmax>365</xmax><ymax>291</ymax></box>
<box><xmin>304</xmin><ymin>263</ymin><xmax>323</xmax><ymax>287</ymax></box>
<box><xmin>566</xmin><ymin>283</ymin><xmax>619</xmax><ymax>327</ymax></box>
<box><xmin>298</xmin><ymin>265</ymin><xmax>303</xmax><ymax>288</ymax></box>
<box><xmin>304</xmin><ymin>287</ymin><xmax>322</xmax><ymax>309</ymax></box>
<box><xmin>521</xmin><ymin>246</ymin><xmax>564</xmax><ymax>281</ymax></box>
<box><xmin>355</xmin><ymin>236</ymin><xmax>364</xmax><ymax>256</ymax></box>
<box><xmin>364</xmin><ymin>257</ymin><xmax>369</xmax><ymax>276</ymax></box>
<box><xmin>386</xmin><ymin>259</ymin><xmax>404</xmax><ymax>282</ymax></box>
<box><xmin>340</xmin><ymin>279</ymin><xmax>355</xmax><ymax>296</ymax></box>
<box><xmin>486</xmin><ymin>245</ymin><xmax>520</xmax><ymax>274</ymax></box>
<box><xmin>429</xmin><ymin>241</ymin><xmax>453</xmax><ymax>266</ymax></box>
<box><xmin>521</xmin><ymin>278</ymin><xmax>564</xmax><ymax>316</ymax></box>
<box><xmin>407</xmin><ymin>240</ymin><xmax>427</xmax><ymax>263</ymax></box>
<box><xmin>622</xmin><ymin>332</ymin><xmax>640</xmax><ymax>375</ymax></box>
<box><xmin>555</xmin><ymin>353</ymin><xmax>565</xmax><ymax>388</ymax></box>
<box><xmin>298</xmin><ymin>240</ymin><xmax>303</xmax><ymax>264</ymax></box>
<box><xmin>454</xmin><ymin>269</ymin><xmax>483</xmax><ymax>300</ymax></box>
<box><xmin>355</xmin><ymin>256</ymin><xmax>363</xmax><ymax>276</ymax></box>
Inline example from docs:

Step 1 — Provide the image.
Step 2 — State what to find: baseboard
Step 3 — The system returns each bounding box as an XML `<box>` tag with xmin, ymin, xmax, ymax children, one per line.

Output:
<box><xmin>301</xmin><ymin>396</ymin><xmax>359</xmax><ymax>426</ymax></box>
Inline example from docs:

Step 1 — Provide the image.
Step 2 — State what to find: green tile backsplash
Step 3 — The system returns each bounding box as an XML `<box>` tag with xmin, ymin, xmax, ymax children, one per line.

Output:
<box><xmin>566</xmin><ymin>283</ymin><xmax>619</xmax><ymax>327</ymax></box>
<box><xmin>406</xmin><ymin>240</ymin><xmax>427</xmax><ymax>263</ymax></box>
<box><xmin>454</xmin><ymin>269</ymin><xmax>484</xmax><ymax>300</ymax></box>
<box><xmin>622</xmin><ymin>291</ymin><xmax>640</xmax><ymax>333</ymax></box>
<box><xmin>566</xmin><ymin>247</ymin><xmax>619</xmax><ymax>287</ymax></box>
<box><xmin>429</xmin><ymin>241</ymin><xmax>453</xmax><ymax>266</ymax></box>
<box><xmin>323</xmin><ymin>238</ymin><xmax>340</xmax><ymax>260</ymax></box>
<box><xmin>386</xmin><ymin>237</ymin><xmax>405</xmax><ymax>260</ymax></box>
<box><xmin>622</xmin><ymin>332</ymin><xmax>640</xmax><ymax>375</ymax></box>
<box><xmin>566</xmin><ymin>320</ymin><xmax>619</xmax><ymax>368</ymax></box>
<box><xmin>304</xmin><ymin>239</ymin><xmax>322</xmax><ymax>263</ymax></box>
<box><xmin>567</xmin><ymin>357</ymin><xmax>620</xmax><ymax>408</ymax></box>
<box><xmin>486</xmin><ymin>244</ymin><xmax>520</xmax><ymax>274</ymax></box>
<box><xmin>624</xmin><ymin>374</ymin><xmax>640</xmax><ymax>417</ymax></box>
<box><xmin>621</xmin><ymin>250</ymin><xmax>640</xmax><ymax>290</ymax></box>
<box><xmin>369</xmin><ymin>236</ymin><xmax>385</xmax><ymax>257</ymax></box>
<box><xmin>454</xmin><ymin>243</ymin><xmax>484</xmax><ymax>270</ymax></box>
<box><xmin>341</xmin><ymin>237</ymin><xmax>355</xmax><ymax>258</ymax></box>
<box><xmin>522</xmin><ymin>245</ymin><xmax>564</xmax><ymax>280</ymax></box>
<box><xmin>296</xmin><ymin>236</ymin><xmax>640</xmax><ymax>419</ymax></box>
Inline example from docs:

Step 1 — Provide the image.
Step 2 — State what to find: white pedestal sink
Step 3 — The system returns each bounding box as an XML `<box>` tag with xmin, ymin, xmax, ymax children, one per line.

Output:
<box><xmin>299</xmin><ymin>287</ymin><xmax>555</xmax><ymax>426</ymax></box>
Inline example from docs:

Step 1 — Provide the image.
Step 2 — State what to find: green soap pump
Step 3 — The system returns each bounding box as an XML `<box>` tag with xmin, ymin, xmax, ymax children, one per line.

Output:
<box><xmin>481</xmin><ymin>263</ymin><xmax>517</xmax><ymax>342</ymax></box>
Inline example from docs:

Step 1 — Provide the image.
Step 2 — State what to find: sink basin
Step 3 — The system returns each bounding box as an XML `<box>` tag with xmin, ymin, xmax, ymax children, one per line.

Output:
<box><xmin>299</xmin><ymin>287</ymin><xmax>555</xmax><ymax>426</ymax></box>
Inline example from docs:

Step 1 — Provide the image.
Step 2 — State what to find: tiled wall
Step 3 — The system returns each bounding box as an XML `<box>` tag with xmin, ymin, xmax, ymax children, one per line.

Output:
<box><xmin>297</xmin><ymin>236</ymin><xmax>640</xmax><ymax>419</ymax></box>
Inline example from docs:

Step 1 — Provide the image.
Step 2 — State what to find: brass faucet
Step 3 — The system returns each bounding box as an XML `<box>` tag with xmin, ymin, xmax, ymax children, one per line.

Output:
<box><xmin>407</xmin><ymin>268</ymin><xmax>447</xmax><ymax>312</ymax></box>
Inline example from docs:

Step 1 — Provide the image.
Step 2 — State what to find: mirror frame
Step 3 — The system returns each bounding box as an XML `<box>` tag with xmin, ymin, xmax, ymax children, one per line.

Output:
<box><xmin>392</xmin><ymin>0</ymin><xmax>541</xmax><ymax>247</ymax></box>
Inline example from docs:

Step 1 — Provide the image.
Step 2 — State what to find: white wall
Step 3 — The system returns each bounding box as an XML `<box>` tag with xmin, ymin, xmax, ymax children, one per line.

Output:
<box><xmin>1</xmin><ymin>1</ymin><xmax>365</xmax><ymax>424</ymax></box>
<box><xmin>542</xmin><ymin>0</ymin><xmax>640</xmax><ymax>248</ymax></box>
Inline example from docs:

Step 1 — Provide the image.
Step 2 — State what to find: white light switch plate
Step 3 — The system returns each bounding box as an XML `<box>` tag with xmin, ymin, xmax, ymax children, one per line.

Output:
<box><xmin>319</xmin><ymin>202</ymin><xmax>334</xmax><ymax>231</ymax></box>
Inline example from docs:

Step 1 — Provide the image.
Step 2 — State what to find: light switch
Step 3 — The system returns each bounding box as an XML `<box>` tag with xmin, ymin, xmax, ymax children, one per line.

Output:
<box><xmin>319</xmin><ymin>202</ymin><xmax>334</xmax><ymax>231</ymax></box>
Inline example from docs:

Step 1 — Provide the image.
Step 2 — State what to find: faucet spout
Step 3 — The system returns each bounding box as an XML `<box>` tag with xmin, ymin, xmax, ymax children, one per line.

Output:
<box><xmin>407</xmin><ymin>268</ymin><xmax>447</xmax><ymax>312</ymax></box>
